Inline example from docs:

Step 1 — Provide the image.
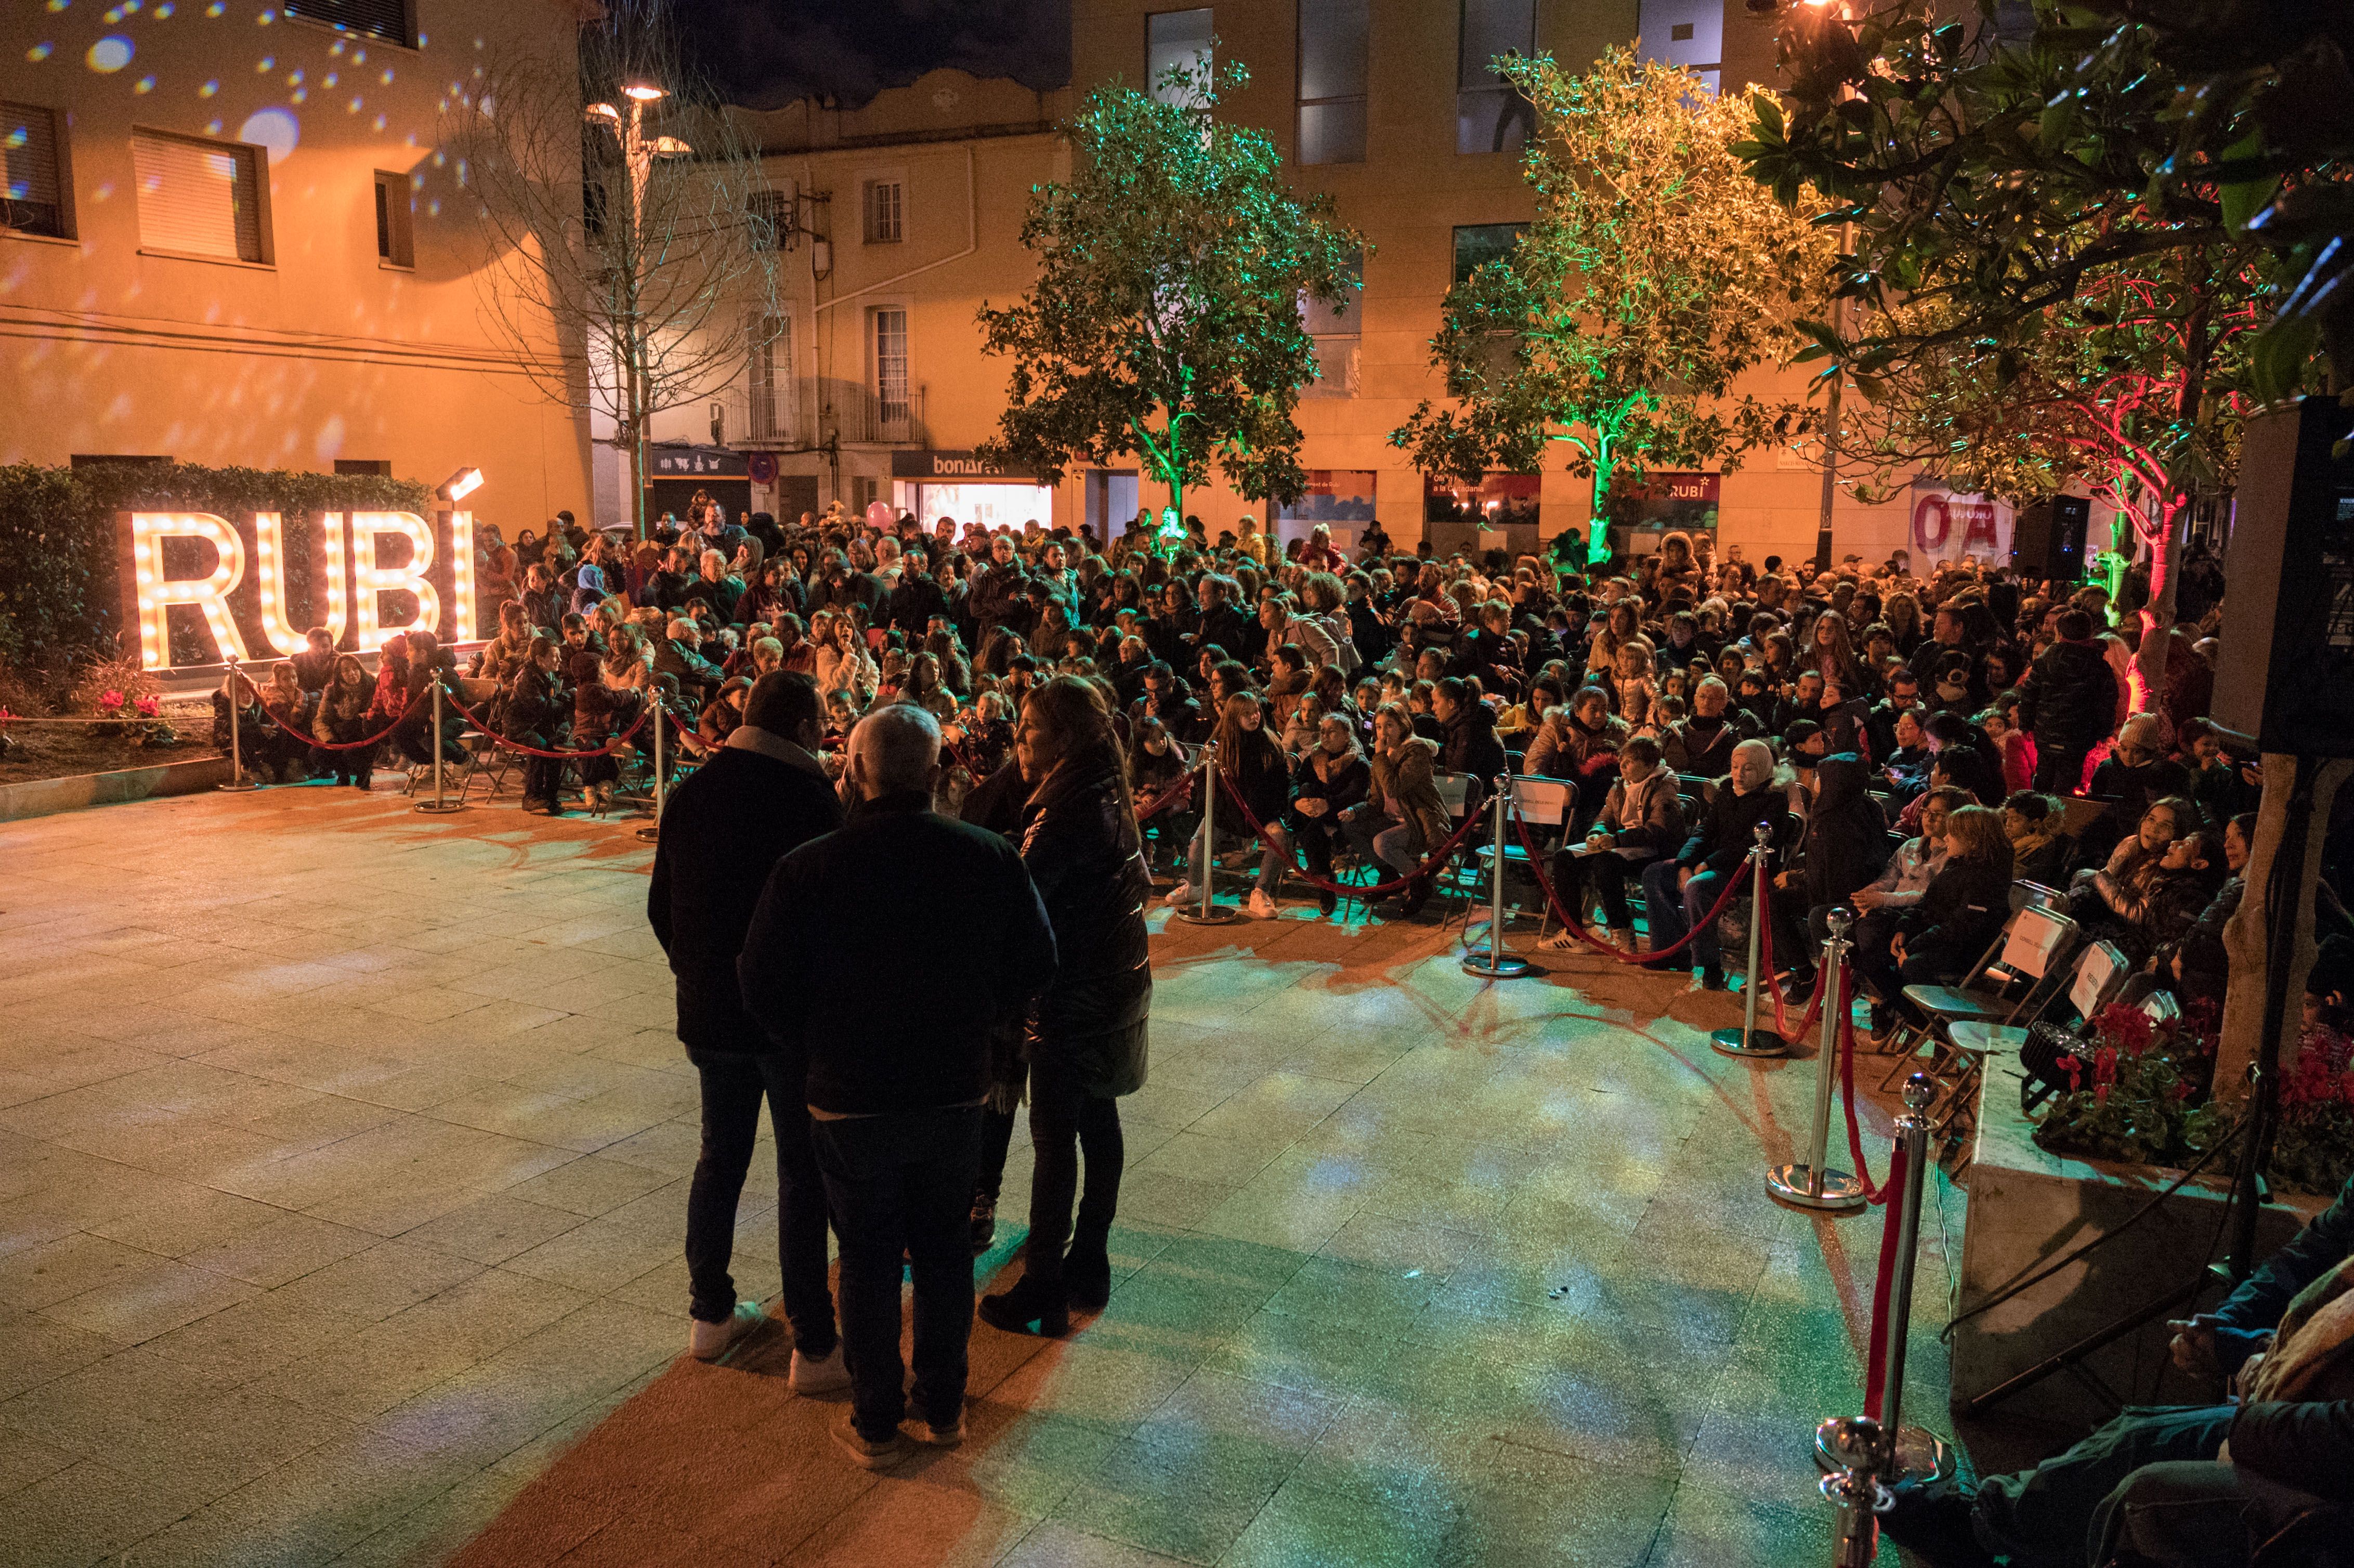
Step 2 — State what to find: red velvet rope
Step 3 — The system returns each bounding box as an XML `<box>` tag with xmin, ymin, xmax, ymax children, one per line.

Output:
<box><xmin>1862</xmin><ymin>1141</ymin><xmax>1911</xmax><ymax>1420</ymax></box>
<box><xmin>1749</xmin><ymin>895</ymin><xmax>1831</xmax><ymax>1040</ymax></box>
<box><xmin>1212</xmin><ymin>766</ymin><xmax>1489</xmax><ymax>897</ymax></box>
<box><xmin>1838</xmin><ymin>1007</ymin><xmax>1891</xmax><ymax>1205</ymax></box>
<box><xmin>257</xmin><ymin>705</ymin><xmax>406</xmax><ymax>753</ymax></box>
<box><xmin>1135</xmin><ymin>771</ymin><xmax>1196</xmax><ymax>821</ymax></box>
<box><xmin>444</xmin><ymin>692</ymin><xmax>654</xmax><ymax>760</ymax></box>
<box><xmin>1509</xmin><ymin>811</ymin><xmax>1748</xmax><ymax>964</ymax></box>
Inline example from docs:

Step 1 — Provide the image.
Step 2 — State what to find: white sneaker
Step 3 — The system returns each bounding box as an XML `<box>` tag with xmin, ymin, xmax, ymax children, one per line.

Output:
<box><xmin>1541</xmin><ymin>930</ymin><xmax>1581</xmax><ymax>952</ymax></box>
<box><xmin>1163</xmin><ymin>883</ymin><xmax>1199</xmax><ymax>909</ymax></box>
<box><xmin>1248</xmin><ymin>889</ymin><xmax>1278</xmax><ymax>919</ymax></box>
<box><xmin>912</xmin><ymin>1412</ymin><xmax>966</xmax><ymax>1447</ymax></box>
<box><xmin>789</xmin><ymin>1342</ymin><xmax>853</xmax><ymax>1395</ymax></box>
<box><xmin>688</xmin><ymin>1300</ymin><xmax>766</xmax><ymax>1361</ymax></box>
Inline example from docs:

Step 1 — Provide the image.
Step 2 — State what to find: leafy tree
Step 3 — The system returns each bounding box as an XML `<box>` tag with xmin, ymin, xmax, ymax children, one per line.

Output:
<box><xmin>1737</xmin><ymin>1</ymin><xmax>2298</xmax><ymax>623</ymax></box>
<box><xmin>975</xmin><ymin>55</ymin><xmax>1363</xmax><ymax>526</ymax></box>
<box><xmin>1390</xmin><ymin>48</ymin><xmax>1836</xmax><ymax>567</ymax></box>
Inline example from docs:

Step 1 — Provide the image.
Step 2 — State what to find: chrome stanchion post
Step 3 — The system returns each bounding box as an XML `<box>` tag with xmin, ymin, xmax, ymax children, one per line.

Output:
<box><xmin>1463</xmin><ymin>772</ymin><xmax>1534</xmax><ymax>978</ymax></box>
<box><xmin>634</xmin><ymin>702</ymin><xmax>667</xmax><ymax>843</ymax></box>
<box><xmin>1712</xmin><ymin>819</ymin><xmax>1785</xmax><ymax>1056</ymax></box>
<box><xmin>1178</xmin><ymin>742</ymin><xmax>1241</xmax><ymax>925</ymax></box>
<box><xmin>217</xmin><ymin>656</ymin><xmax>259</xmax><ymax>793</ymax></box>
<box><xmin>1817</xmin><ymin>1416</ymin><xmax>1890</xmax><ymax>1568</ymax></box>
<box><xmin>413</xmin><ymin>674</ymin><xmax>464</xmax><ymax>814</ymax></box>
<box><xmin>1814</xmin><ymin>1074</ymin><xmax>1954</xmax><ymax>1486</ymax></box>
<box><xmin>1769</xmin><ymin>906</ymin><xmax>1865</xmax><ymax>1209</ymax></box>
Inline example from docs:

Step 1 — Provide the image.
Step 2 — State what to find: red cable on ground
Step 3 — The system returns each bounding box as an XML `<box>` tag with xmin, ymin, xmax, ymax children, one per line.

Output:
<box><xmin>1510</xmin><ymin>811</ymin><xmax>1747</xmax><ymax>964</ymax></box>
<box><xmin>1862</xmin><ymin>1141</ymin><xmax>1911</xmax><ymax>1420</ymax></box>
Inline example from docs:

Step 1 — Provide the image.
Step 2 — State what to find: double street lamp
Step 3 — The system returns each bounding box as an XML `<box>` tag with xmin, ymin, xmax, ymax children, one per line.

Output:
<box><xmin>585</xmin><ymin>76</ymin><xmax>695</xmax><ymax>538</ymax></box>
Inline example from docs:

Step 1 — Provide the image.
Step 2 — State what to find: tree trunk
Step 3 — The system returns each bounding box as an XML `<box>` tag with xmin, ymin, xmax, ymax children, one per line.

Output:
<box><xmin>2131</xmin><ymin>496</ymin><xmax>2187</xmax><ymax>716</ymax></box>
<box><xmin>2214</xmin><ymin>755</ymin><xmax>2354</xmax><ymax>1106</ymax></box>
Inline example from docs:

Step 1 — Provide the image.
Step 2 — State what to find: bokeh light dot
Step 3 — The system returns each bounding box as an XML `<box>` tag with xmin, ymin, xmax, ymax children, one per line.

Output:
<box><xmin>86</xmin><ymin>35</ymin><xmax>134</xmax><ymax>71</ymax></box>
<box><xmin>289</xmin><ymin>87</ymin><xmax>305</xmax><ymax>102</ymax></box>
<box><xmin>47</xmin><ymin>0</ymin><xmax>71</xmax><ymax>13</ymax></box>
<box><xmin>28</xmin><ymin>42</ymin><xmax>55</xmax><ymax>60</ymax></box>
<box><xmin>198</xmin><ymin>79</ymin><xmax>216</xmax><ymax>96</ymax></box>
<box><xmin>155</xmin><ymin>2</ymin><xmax>173</xmax><ymax>15</ymax></box>
<box><xmin>237</xmin><ymin>106</ymin><xmax>299</xmax><ymax>158</ymax></box>
<box><xmin>134</xmin><ymin>73</ymin><xmax>154</xmax><ymax>92</ymax></box>
<box><xmin>256</xmin><ymin>55</ymin><xmax>272</xmax><ymax>71</ymax></box>
<box><xmin>206</xmin><ymin>1</ymin><xmax>224</xmax><ymax>12</ymax></box>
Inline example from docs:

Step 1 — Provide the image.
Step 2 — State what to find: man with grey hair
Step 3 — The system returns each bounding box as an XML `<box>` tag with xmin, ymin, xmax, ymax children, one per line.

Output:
<box><xmin>1640</xmin><ymin>737</ymin><xmax>1791</xmax><ymax>990</ymax></box>
<box><xmin>739</xmin><ymin>703</ymin><xmax>1058</xmax><ymax>1469</ymax></box>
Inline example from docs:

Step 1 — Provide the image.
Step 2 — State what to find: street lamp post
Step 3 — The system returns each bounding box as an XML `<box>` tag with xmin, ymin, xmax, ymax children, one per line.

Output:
<box><xmin>586</xmin><ymin>79</ymin><xmax>691</xmax><ymax>541</ymax></box>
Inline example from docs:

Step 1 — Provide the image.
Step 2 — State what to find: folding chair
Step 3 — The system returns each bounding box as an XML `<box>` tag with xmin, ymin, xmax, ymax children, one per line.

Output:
<box><xmin>1457</xmin><ymin>775</ymin><xmax>1571</xmax><ymax>934</ymax></box>
<box><xmin>1430</xmin><ymin>771</ymin><xmax>1478</xmax><ymax>921</ymax></box>
<box><xmin>454</xmin><ymin>730</ymin><xmax>513</xmax><ymax>802</ymax></box>
<box><xmin>1877</xmin><ymin>897</ymin><xmax>2081</xmax><ymax>1084</ymax></box>
<box><xmin>1927</xmin><ymin>938</ymin><xmax>2131</xmax><ymax>1153</ymax></box>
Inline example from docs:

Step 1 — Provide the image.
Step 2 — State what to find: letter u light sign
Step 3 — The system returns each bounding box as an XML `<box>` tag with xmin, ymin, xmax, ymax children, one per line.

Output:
<box><xmin>119</xmin><ymin>509</ymin><xmax>479</xmax><ymax>671</ymax></box>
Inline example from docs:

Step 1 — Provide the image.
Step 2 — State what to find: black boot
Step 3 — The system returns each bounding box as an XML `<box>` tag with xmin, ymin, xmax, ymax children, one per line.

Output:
<box><xmin>1063</xmin><ymin>1236</ymin><xmax>1112</xmax><ymax>1313</ymax></box>
<box><xmin>1396</xmin><ymin>876</ymin><xmax>1431</xmax><ymax>919</ymax></box>
<box><xmin>978</xmin><ymin>1270</ymin><xmax>1069</xmax><ymax>1338</ymax></box>
<box><xmin>969</xmin><ymin>1193</ymin><xmax>997</xmax><ymax>1257</ymax></box>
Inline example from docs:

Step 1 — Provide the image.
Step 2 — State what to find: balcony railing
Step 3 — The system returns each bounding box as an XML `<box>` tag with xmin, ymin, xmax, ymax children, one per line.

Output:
<box><xmin>743</xmin><ymin>377</ymin><xmax>925</xmax><ymax>449</ymax></box>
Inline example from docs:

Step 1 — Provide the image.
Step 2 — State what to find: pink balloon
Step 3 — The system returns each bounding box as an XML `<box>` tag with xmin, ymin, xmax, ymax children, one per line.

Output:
<box><xmin>865</xmin><ymin>500</ymin><xmax>893</xmax><ymax>529</ymax></box>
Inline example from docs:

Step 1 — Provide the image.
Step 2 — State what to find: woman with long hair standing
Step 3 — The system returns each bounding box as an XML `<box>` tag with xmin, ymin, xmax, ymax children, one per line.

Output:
<box><xmin>979</xmin><ymin>677</ymin><xmax>1154</xmax><ymax>1337</ymax></box>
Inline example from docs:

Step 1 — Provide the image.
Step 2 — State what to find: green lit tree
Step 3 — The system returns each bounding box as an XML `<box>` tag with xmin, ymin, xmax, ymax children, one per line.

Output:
<box><xmin>975</xmin><ymin>54</ymin><xmax>1363</xmax><ymax>528</ymax></box>
<box><xmin>1391</xmin><ymin>48</ymin><xmax>1836</xmax><ymax>566</ymax></box>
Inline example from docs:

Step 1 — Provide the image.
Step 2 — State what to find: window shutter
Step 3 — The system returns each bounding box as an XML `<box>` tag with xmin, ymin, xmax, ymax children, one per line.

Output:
<box><xmin>1</xmin><ymin>101</ymin><xmax>65</xmax><ymax>237</ymax></box>
<box><xmin>133</xmin><ymin>132</ymin><xmax>264</xmax><ymax>262</ymax></box>
<box><xmin>284</xmin><ymin>0</ymin><xmax>414</xmax><ymax>47</ymax></box>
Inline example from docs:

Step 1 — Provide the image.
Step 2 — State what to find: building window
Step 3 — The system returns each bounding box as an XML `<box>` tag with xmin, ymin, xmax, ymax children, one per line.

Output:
<box><xmin>284</xmin><ymin>0</ymin><xmax>417</xmax><ymax>49</ymax></box>
<box><xmin>751</xmin><ymin>311</ymin><xmax>795</xmax><ymax>438</ymax></box>
<box><xmin>132</xmin><ymin>129</ymin><xmax>269</xmax><ymax>264</ymax></box>
<box><xmin>373</xmin><ymin>171</ymin><xmax>413</xmax><ymax>267</ymax></box>
<box><xmin>1302</xmin><ymin>248</ymin><xmax>1364</xmax><ymax>398</ymax></box>
<box><xmin>862</xmin><ymin>180</ymin><xmax>903</xmax><ymax>245</ymax></box>
<box><xmin>1147</xmin><ymin>9</ymin><xmax>1214</xmax><ymax>106</ymax></box>
<box><xmin>750</xmin><ymin>186</ymin><xmax>793</xmax><ymax>251</ymax></box>
<box><xmin>1458</xmin><ymin>0</ymin><xmax>1535</xmax><ymax>155</ymax></box>
<box><xmin>2</xmin><ymin>102</ymin><xmax>69</xmax><ymax>240</ymax></box>
<box><xmin>1297</xmin><ymin>0</ymin><xmax>1368</xmax><ymax>165</ymax></box>
<box><xmin>871</xmin><ymin>308</ymin><xmax>909</xmax><ymax>424</ymax></box>
<box><xmin>1451</xmin><ymin>223</ymin><xmax>1526</xmax><ymax>285</ymax></box>
<box><xmin>1638</xmin><ymin>0</ymin><xmax>1722</xmax><ymax>94</ymax></box>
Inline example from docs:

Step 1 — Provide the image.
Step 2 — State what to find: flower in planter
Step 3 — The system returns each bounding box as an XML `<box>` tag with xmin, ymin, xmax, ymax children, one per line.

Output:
<box><xmin>97</xmin><ymin>690</ymin><xmax>125</xmax><ymax>712</ymax></box>
<box><xmin>135</xmin><ymin>696</ymin><xmax>160</xmax><ymax>718</ymax></box>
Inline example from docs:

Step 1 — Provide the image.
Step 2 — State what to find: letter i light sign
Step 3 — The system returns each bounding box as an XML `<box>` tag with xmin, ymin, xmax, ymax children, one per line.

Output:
<box><xmin>119</xmin><ymin>507</ymin><xmax>481</xmax><ymax>672</ymax></box>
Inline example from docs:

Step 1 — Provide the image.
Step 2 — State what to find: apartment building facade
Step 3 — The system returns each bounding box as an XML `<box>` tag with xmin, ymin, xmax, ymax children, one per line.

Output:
<box><xmin>0</xmin><ymin>0</ymin><xmax>594</xmax><ymax>530</ymax></box>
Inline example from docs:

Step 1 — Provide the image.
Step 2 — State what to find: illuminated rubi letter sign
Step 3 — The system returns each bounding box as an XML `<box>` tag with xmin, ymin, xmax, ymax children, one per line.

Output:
<box><xmin>117</xmin><ymin>509</ymin><xmax>482</xmax><ymax>671</ymax></box>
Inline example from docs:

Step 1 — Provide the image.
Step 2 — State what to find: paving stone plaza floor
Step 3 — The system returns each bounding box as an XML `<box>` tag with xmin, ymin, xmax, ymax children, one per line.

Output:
<box><xmin>0</xmin><ymin>783</ymin><xmax>1961</xmax><ymax>1566</ymax></box>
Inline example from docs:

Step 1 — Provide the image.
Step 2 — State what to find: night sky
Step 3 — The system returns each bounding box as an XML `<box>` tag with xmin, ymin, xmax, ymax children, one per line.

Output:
<box><xmin>674</xmin><ymin>0</ymin><xmax>1073</xmax><ymax>111</ymax></box>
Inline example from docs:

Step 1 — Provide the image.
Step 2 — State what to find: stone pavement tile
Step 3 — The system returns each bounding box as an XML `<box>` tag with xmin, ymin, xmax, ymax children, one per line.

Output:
<box><xmin>141</xmin><ymin>1290</ymin><xmax>371</xmax><ymax>1391</ymax></box>
<box><xmin>0</xmin><ymin>1425</ymin><xmax>79</xmax><ymax>1499</ymax></box>
<box><xmin>1313</xmin><ymin>1211</ymin><xmax>1484</xmax><ymax>1280</ymax></box>
<box><xmin>1133</xmin><ymin>1131</ymin><xmax>1293</xmax><ymax>1192</ymax></box>
<box><xmin>782</xmin><ymin>1480</ymin><xmax>1037</xmax><ymax>1568</ymax></box>
<box><xmin>268</xmin><ymin>1242</ymin><xmax>486</xmax><ymax>1324</ymax></box>
<box><xmin>499</xmin><ymin>1153</ymin><xmax>674</xmax><ymax>1219</ymax></box>
<box><xmin>0</xmin><ymin>1459</ymin><xmax>192</xmax><ymax>1568</ymax></box>
<box><xmin>1639</xmin><ymin>1484</ymin><xmax>1835</xmax><ymax>1568</ymax></box>
<box><xmin>500</xmin><ymin>1217</ymin><xmax>676</xmax><ymax>1296</ymax></box>
<box><xmin>984</xmin><ymin>1338</ymin><xmax>1197</xmax><ymax>1432</ymax></box>
<box><xmin>0</xmin><ymin>1233</ymin><xmax>172</xmax><ymax>1312</ymax></box>
<box><xmin>85</xmin><ymin>1182</ymin><xmax>287</xmax><ymax>1261</ymax></box>
<box><xmin>398</xmin><ymin>1194</ymin><xmax>588</xmax><ymax>1266</ymax></box>
<box><xmin>1259</xmin><ymin>1254</ymin><xmax>1443</xmax><ymax>1339</ymax></box>
<box><xmin>182</xmin><ymin>1213</ymin><xmax>383</xmax><ymax>1289</ymax></box>
<box><xmin>38</xmin><ymin>1254</ymin><xmax>261</xmax><ymax>1345</ymax></box>
<box><xmin>0</xmin><ymin>1302</ymin><xmax>120</xmax><ymax>1400</ymax></box>
<box><xmin>998</xmin><ymin>1520</ymin><xmax>1192</xmax><ymax>1568</ymax></box>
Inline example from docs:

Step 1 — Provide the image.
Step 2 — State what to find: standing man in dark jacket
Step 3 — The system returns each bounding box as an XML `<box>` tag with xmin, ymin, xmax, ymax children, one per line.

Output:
<box><xmin>1640</xmin><ymin>738</ymin><xmax>1790</xmax><ymax>989</ymax></box>
<box><xmin>739</xmin><ymin>704</ymin><xmax>1057</xmax><ymax>1468</ymax></box>
<box><xmin>646</xmin><ymin>672</ymin><xmax>846</xmax><ymax>1377</ymax></box>
<box><xmin>2016</xmin><ymin>609</ymin><xmax>2120</xmax><ymax>793</ymax></box>
<box><xmin>979</xmin><ymin>678</ymin><xmax>1154</xmax><ymax>1338</ymax></box>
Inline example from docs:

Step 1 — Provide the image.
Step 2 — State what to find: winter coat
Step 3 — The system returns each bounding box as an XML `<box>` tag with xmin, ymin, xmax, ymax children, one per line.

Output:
<box><xmin>968</xmin><ymin>561</ymin><xmax>1030</xmax><ymax>630</ymax></box>
<box><xmin>503</xmin><ymin>664</ymin><xmax>568</xmax><ymax>749</ymax></box>
<box><xmin>738</xmin><ymin>791</ymin><xmax>1057</xmax><ymax>1112</ymax></box>
<box><xmin>1524</xmin><ymin>710</ymin><xmax>1627</xmax><ymax>781</ymax></box>
<box><xmin>1663</xmin><ymin>714</ymin><xmax>1737</xmax><ymax>780</ymax></box>
<box><xmin>315</xmin><ymin>682</ymin><xmax>372</xmax><ymax>746</ymax></box>
<box><xmin>1288</xmin><ymin>748</ymin><xmax>1370</xmax><ymax>827</ymax></box>
<box><xmin>1676</xmin><ymin>777</ymin><xmax>1792</xmax><ymax>879</ymax></box>
<box><xmin>1436</xmin><ymin>700</ymin><xmax>1509</xmax><ymax>785</ymax></box>
<box><xmin>1363</xmin><ymin>736</ymin><xmax>1452</xmax><ymax>857</ymax></box>
<box><xmin>1019</xmin><ymin>753</ymin><xmax>1154</xmax><ymax>1097</ymax></box>
<box><xmin>1199</xmin><ymin>733</ymin><xmax>1292</xmax><ymax>828</ymax></box>
<box><xmin>649</xmin><ymin>738</ymin><xmax>844</xmax><ymax>1053</ymax></box>
<box><xmin>1895</xmin><ymin>853</ymin><xmax>2013</xmax><ymax>961</ymax></box>
<box><xmin>2016</xmin><ymin>638</ymin><xmax>2120</xmax><ymax>752</ymax></box>
<box><xmin>1589</xmin><ymin>768</ymin><xmax>1685</xmax><ymax>858</ymax></box>
<box><xmin>2008</xmin><ymin>818</ymin><xmax>2073</xmax><ymax>887</ymax></box>
<box><xmin>1800</xmin><ymin>756</ymin><xmax>1891</xmax><ymax>909</ymax></box>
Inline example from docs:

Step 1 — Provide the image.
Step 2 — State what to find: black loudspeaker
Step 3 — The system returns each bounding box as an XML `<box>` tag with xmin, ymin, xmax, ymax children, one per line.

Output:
<box><xmin>2012</xmin><ymin>495</ymin><xmax>2089</xmax><ymax>582</ymax></box>
<box><xmin>2214</xmin><ymin>397</ymin><xmax>2354</xmax><ymax>758</ymax></box>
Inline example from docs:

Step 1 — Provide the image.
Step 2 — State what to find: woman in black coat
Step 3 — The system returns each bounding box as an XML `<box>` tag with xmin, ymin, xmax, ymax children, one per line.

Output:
<box><xmin>1855</xmin><ymin>803</ymin><xmax>2015</xmax><ymax>1033</ymax></box>
<box><xmin>1288</xmin><ymin>712</ymin><xmax>1372</xmax><ymax>917</ymax></box>
<box><xmin>504</xmin><ymin>636</ymin><xmax>570</xmax><ymax>815</ymax></box>
<box><xmin>980</xmin><ymin>676</ymin><xmax>1154</xmax><ymax>1337</ymax></box>
<box><xmin>1770</xmin><ymin>754</ymin><xmax>1890</xmax><ymax>994</ymax></box>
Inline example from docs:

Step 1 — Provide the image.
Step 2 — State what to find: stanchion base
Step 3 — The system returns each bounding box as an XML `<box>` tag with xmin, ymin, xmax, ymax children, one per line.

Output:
<box><xmin>216</xmin><ymin>781</ymin><xmax>261</xmax><ymax>793</ymax></box>
<box><xmin>412</xmin><ymin>801</ymin><xmax>466</xmax><ymax>815</ymax></box>
<box><xmin>1710</xmin><ymin>1026</ymin><xmax>1789</xmax><ymax>1059</ymax></box>
<box><xmin>1766</xmin><ymin>1163</ymin><xmax>1869</xmax><ymax>1210</ymax></box>
<box><xmin>1462</xmin><ymin>954</ymin><xmax>1537</xmax><ymax>979</ymax></box>
<box><xmin>1813</xmin><ymin>1422</ymin><xmax>1953</xmax><ymax>1485</ymax></box>
<box><xmin>1176</xmin><ymin>906</ymin><xmax>1245</xmax><ymax>925</ymax></box>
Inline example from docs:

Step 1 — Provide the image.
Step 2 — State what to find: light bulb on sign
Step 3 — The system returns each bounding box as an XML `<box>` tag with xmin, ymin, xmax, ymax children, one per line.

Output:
<box><xmin>350</xmin><ymin>512</ymin><xmax>440</xmax><ymax>651</ymax></box>
<box><xmin>126</xmin><ymin>512</ymin><xmax>250</xmax><ymax>669</ymax></box>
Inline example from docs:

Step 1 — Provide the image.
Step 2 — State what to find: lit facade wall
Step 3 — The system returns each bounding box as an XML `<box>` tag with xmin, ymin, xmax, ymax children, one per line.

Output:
<box><xmin>0</xmin><ymin>1</ymin><xmax>593</xmax><ymax>533</ymax></box>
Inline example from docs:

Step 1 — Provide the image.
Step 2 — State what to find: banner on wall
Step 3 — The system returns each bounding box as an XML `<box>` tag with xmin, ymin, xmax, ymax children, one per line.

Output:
<box><xmin>1275</xmin><ymin>471</ymin><xmax>1378</xmax><ymax>524</ymax></box>
<box><xmin>1617</xmin><ymin>472</ymin><xmax>1721</xmax><ymax>532</ymax></box>
<box><xmin>1424</xmin><ymin>472</ymin><xmax>1540</xmax><ymax>526</ymax></box>
<box><xmin>116</xmin><ymin>509</ymin><xmax>481</xmax><ymax>673</ymax></box>
<box><xmin>1910</xmin><ymin>485</ymin><xmax>2013</xmax><ymax>564</ymax></box>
